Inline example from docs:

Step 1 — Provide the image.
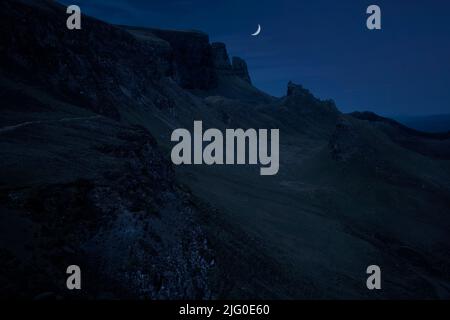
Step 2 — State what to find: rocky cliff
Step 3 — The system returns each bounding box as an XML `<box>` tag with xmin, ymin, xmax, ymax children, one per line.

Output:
<box><xmin>1</xmin><ymin>0</ymin><xmax>450</xmax><ymax>300</ymax></box>
<box><xmin>122</xmin><ymin>28</ymin><xmax>252</xmax><ymax>91</ymax></box>
<box><xmin>123</xmin><ymin>26</ymin><xmax>218</xmax><ymax>90</ymax></box>
<box><xmin>211</xmin><ymin>42</ymin><xmax>252</xmax><ymax>84</ymax></box>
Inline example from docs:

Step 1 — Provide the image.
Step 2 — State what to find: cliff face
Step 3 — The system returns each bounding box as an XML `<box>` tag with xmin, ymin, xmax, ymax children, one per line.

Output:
<box><xmin>211</xmin><ymin>42</ymin><xmax>232</xmax><ymax>71</ymax></box>
<box><xmin>1</xmin><ymin>0</ymin><xmax>450</xmax><ymax>301</ymax></box>
<box><xmin>0</xmin><ymin>1</ymin><xmax>167</xmax><ymax>120</ymax></box>
<box><xmin>140</xmin><ymin>28</ymin><xmax>218</xmax><ymax>90</ymax></box>
<box><xmin>211</xmin><ymin>42</ymin><xmax>252</xmax><ymax>84</ymax></box>
<box><xmin>232</xmin><ymin>57</ymin><xmax>252</xmax><ymax>84</ymax></box>
<box><xmin>0</xmin><ymin>0</ymin><xmax>214</xmax><ymax>299</ymax></box>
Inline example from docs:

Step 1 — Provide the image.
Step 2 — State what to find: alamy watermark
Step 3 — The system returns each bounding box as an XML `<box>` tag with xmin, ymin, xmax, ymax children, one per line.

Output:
<box><xmin>171</xmin><ymin>121</ymin><xmax>279</xmax><ymax>176</ymax></box>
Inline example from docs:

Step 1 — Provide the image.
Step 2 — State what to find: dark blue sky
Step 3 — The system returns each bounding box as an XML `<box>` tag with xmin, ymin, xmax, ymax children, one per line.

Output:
<box><xmin>61</xmin><ymin>0</ymin><xmax>450</xmax><ymax>116</ymax></box>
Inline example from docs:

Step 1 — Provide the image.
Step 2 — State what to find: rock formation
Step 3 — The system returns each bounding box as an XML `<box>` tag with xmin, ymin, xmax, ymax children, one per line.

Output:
<box><xmin>1</xmin><ymin>0</ymin><xmax>450</xmax><ymax>300</ymax></box>
<box><xmin>211</xmin><ymin>42</ymin><xmax>252</xmax><ymax>83</ymax></box>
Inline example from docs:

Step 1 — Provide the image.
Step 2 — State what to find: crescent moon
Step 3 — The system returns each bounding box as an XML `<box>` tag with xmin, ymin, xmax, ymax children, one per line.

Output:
<box><xmin>251</xmin><ymin>24</ymin><xmax>261</xmax><ymax>36</ymax></box>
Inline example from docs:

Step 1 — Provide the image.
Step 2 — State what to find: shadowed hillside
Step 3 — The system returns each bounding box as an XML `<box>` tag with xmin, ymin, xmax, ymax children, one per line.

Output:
<box><xmin>1</xmin><ymin>0</ymin><xmax>450</xmax><ymax>299</ymax></box>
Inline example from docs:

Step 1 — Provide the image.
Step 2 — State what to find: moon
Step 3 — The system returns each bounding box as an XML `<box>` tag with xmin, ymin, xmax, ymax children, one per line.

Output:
<box><xmin>251</xmin><ymin>24</ymin><xmax>261</xmax><ymax>36</ymax></box>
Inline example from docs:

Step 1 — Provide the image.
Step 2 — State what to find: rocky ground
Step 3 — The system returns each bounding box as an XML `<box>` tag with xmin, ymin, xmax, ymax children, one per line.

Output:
<box><xmin>1</xmin><ymin>0</ymin><xmax>450</xmax><ymax>299</ymax></box>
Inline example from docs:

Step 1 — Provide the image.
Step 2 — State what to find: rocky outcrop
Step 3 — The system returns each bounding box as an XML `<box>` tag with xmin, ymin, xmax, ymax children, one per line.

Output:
<box><xmin>329</xmin><ymin>117</ymin><xmax>367</xmax><ymax>161</ymax></box>
<box><xmin>211</xmin><ymin>42</ymin><xmax>232</xmax><ymax>71</ymax></box>
<box><xmin>232</xmin><ymin>57</ymin><xmax>252</xmax><ymax>84</ymax></box>
<box><xmin>287</xmin><ymin>81</ymin><xmax>312</xmax><ymax>97</ymax></box>
<box><xmin>123</xmin><ymin>26</ymin><xmax>219</xmax><ymax>90</ymax></box>
<box><xmin>142</xmin><ymin>29</ymin><xmax>218</xmax><ymax>90</ymax></box>
<box><xmin>119</xmin><ymin>26</ymin><xmax>174</xmax><ymax>77</ymax></box>
<box><xmin>0</xmin><ymin>124</ymin><xmax>214</xmax><ymax>299</ymax></box>
<box><xmin>349</xmin><ymin>111</ymin><xmax>450</xmax><ymax>159</ymax></box>
<box><xmin>4</xmin><ymin>0</ymin><xmax>450</xmax><ymax>301</ymax></box>
<box><xmin>211</xmin><ymin>42</ymin><xmax>252</xmax><ymax>84</ymax></box>
<box><xmin>0</xmin><ymin>0</ymin><xmax>167</xmax><ymax>120</ymax></box>
<box><xmin>0</xmin><ymin>0</ymin><xmax>214</xmax><ymax>299</ymax></box>
<box><xmin>283</xmin><ymin>81</ymin><xmax>339</xmax><ymax>116</ymax></box>
<box><xmin>118</xmin><ymin>31</ymin><xmax>254</xmax><ymax>91</ymax></box>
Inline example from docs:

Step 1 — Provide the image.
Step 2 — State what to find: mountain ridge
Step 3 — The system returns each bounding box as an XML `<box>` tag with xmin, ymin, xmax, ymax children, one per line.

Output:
<box><xmin>1</xmin><ymin>0</ymin><xmax>450</xmax><ymax>299</ymax></box>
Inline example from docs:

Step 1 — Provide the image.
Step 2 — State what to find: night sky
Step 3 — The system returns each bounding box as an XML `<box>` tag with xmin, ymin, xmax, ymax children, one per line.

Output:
<box><xmin>60</xmin><ymin>0</ymin><xmax>450</xmax><ymax>116</ymax></box>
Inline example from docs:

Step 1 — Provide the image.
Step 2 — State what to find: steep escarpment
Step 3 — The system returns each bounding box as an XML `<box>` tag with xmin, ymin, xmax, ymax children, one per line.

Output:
<box><xmin>123</xmin><ymin>26</ymin><xmax>218</xmax><ymax>90</ymax></box>
<box><xmin>211</xmin><ymin>42</ymin><xmax>252</xmax><ymax>84</ymax></box>
<box><xmin>0</xmin><ymin>0</ymin><xmax>215</xmax><ymax>299</ymax></box>
<box><xmin>1</xmin><ymin>0</ymin><xmax>450</xmax><ymax>300</ymax></box>
<box><xmin>0</xmin><ymin>0</ymin><xmax>279</xmax><ymax>300</ymax></box>
<box><xmin>121</xmin><ymin>27</ymin><xmax>260</xmax><ymax>102</ymax></box>
<box><xmin>0</xmin><ymin>116</ymin><xmax>214</xmax><ymax>299</ymax></box>
<box><xmin>0</xmin><ymin>1</ymin><xmax>167</xmax><ymax>119</ymax></box>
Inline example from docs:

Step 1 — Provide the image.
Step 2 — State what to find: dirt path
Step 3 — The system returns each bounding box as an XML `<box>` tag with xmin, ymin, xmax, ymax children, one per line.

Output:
<box><xmin>0</xmin><ymin>116</ymin><xmax>103</xmax><ymax>134</ymax></box>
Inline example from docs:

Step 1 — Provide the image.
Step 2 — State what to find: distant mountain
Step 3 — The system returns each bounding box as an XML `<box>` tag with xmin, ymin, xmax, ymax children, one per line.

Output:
<box><xmin>349</xmin><ymin>111</ymin><xmax>450</xmax><ymax>159</ymax></box>
<box><xmin>1</xmin><ymin>0</ymin><xmax>450</xmax><ymax>299</ymax></box>
<box><xmin>394</xmin><ymin>114</ymin><xmax>450</xmax><ymax>133</ymax></box>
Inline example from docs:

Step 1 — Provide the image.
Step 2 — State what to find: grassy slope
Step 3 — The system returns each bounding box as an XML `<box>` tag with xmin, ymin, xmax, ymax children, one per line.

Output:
<box><xmin>116</xmin><ymin>74</ymin><xmax>450</xmax><ymax>298</ymax></box>
<box><xmin>1</xmin><ymin>5</ymin><xmax>449</xmax><ymax>298</ymax></box>
<box><xmin>175</xmin><ymin>121</ymin><xmax>450</xmax><ymax>298</ymax></box>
